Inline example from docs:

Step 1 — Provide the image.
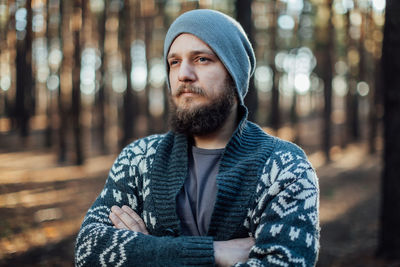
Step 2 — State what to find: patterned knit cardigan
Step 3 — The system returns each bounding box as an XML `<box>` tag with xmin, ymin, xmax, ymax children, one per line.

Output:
<box><xmin>75</xmin><ymin>116</ymin><xmax>320</xmax><ymax>267</ymax></box>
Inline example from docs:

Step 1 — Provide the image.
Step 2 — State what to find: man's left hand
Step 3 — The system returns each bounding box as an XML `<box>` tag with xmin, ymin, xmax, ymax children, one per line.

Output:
<box><xmin>109</xmin><ymin>205</ymin><xmax>149</xmax><ymax>235</ymax></box>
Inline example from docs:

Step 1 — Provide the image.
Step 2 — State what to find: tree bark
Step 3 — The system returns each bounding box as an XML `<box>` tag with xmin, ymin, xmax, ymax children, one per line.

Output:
<box><xmin>345</xmin><ymin>10</ymin><xmax>360</xmax><ymax>143</ymax></box>
<box><xmin>71</xmin><ymin>0</ymin><xmax>84</xmax><ymax>165</ymax></box>
<box><xmin>15</xmin><ymin>0</ymin><xmax>34</xmax><ymax>138</ymax></box>
<box><xmin>368</xmin><ymin>9</ymin><xmax>382</xmax><ymax>154</ymax></box>
<box><xmin>378</xmin><ymin>0</ymin><xmax>400</xmax><ymax>259</ymax></box>
<box><xmin>96</xmin><ymin>0</ymin><xmax>108</xmax><ymax>153</ymax></box>
<box><xmin>369</xmin><ymin>56</ymin><xmax>382</xmax><ymax>154</ymax></box>
<box><xmin>235</xmin><ymin>0</ymin><xmax>258</xmax><ymax>122</ymax></box>
<box><xmin>321</xmin><ymin>0</ymin><xmax>334</xmax><ymax>162</ymax></box>
<box><xmin>45</xmin><ymin>0</ymin><xmax>52</xmax><ymax>147</ymax></box>
<box><xmin>120</xmin><ymin>0</ymin><xmax>135</xmax><ymax>148</ymax></box>
<box><xmin>270</xmin><ymin>0</ymin><xmax>280</xmax><ymax>131</ymax></box>
<box><xmin>58</xmin><ymin>0</ymin><xmax>68</xmax><ymax>163</ymax></box>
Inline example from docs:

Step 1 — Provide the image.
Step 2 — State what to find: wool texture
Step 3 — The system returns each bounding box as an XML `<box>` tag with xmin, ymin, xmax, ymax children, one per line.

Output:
<box><xmin>164</xmin><ymin>9</ymin><xmax>256</xmax><ymax>105</ymax></box>
<box><xmin>75</xmin><ymin>109</ymin><xmax>320</xmax><ymax>266</ymax></box>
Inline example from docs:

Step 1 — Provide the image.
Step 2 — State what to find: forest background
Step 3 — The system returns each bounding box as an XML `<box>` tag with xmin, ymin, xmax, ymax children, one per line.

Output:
<box><xmin>1</xmin><ymin>0</ymin><xmax>399</xmax><ymax>266</ymax></box>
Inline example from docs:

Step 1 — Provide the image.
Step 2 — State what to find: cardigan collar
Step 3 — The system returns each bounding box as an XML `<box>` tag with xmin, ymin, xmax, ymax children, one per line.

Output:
<box><xmin>149</xmin><ymin>104</ymin><xmax>277</xmax><ymax>239</ymax></box>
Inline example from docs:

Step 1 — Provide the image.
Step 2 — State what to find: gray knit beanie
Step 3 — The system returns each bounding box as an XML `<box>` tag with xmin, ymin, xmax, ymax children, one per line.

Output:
<box><xmin>164</xmin><ymin>9</ymin><xmax>256</xmax><ymax>105</ymax></box>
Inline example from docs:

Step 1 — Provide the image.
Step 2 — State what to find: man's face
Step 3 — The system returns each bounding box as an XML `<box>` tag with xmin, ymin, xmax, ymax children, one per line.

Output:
<box><xmin>167</xmin><ymin>33</ymin><xmax>232</xmax><ymax>111</ymax></box>
<box><xmin>166</xmin><ymin>33</ymin><xmax>237</xmax><ymax>136</ymax></box>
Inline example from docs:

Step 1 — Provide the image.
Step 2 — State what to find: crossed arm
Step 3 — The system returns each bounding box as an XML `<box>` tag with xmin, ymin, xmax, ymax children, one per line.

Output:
<box><xmin>109</xmin><ymin>205</ymin><xmax>255</xmax><ymax>267</ymax></box>
<box><xmin>76</xmin><ymin>141</ymin><xmax>319</xmax><ymax>266</ymax></box>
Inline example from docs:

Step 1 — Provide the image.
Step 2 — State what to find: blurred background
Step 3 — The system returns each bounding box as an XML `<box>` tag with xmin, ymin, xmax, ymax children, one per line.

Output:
<box><xmin>1</xmin><ymin>0</ymin><xmax>399</xmax><ymax>266</ymax></box>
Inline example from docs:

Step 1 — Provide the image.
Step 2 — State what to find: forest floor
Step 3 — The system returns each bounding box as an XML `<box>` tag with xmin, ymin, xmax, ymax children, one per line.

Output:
<box><xmin>0</xmin><ymin>132</ymin><xmax>399</xmax><ymax>266</ymax></box>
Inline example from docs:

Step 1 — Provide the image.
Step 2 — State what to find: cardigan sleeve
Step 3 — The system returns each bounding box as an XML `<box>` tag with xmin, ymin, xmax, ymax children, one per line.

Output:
<box><xmin>74</xmin><ymin>139</ymin><xmax>215</xmax><ymax>267</ymax></box>
<box><xmin>236</xmin><ymin>148</ymin><xmax>320</xmax><ymax>267</ymax></box>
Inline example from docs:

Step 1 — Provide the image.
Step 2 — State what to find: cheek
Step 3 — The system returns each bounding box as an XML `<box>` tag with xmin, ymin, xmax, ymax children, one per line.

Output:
<box><xmin>169</xmin><ymin>72</ymin><xmax>178</xmax><ymax>94</ymax></box>
<box><xmin>205</xmin><ymin>74</ymin><xmax>228</xmax><ymax>95</ymax></box>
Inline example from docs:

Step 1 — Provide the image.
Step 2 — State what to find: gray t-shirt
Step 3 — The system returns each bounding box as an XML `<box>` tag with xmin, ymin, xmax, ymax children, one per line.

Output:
<box><xmin>176</xmin><ymin>146</ymin><xmax>224</xmax><ymax>236</ymax></box>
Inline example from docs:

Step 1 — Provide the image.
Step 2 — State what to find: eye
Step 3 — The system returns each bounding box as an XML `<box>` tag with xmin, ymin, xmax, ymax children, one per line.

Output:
<box><xmin>198</xmin><ymin>57</ymin><xmax>209</xmax><ymax>63</ymax></box>
<box><xmin>169</xmin><ymin>59</ymin><xmax>179</xmax><ymax>66</ymax></box>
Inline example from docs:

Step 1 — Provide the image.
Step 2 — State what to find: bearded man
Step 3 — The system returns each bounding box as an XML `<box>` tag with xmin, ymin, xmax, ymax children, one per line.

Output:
<box><xmin>75</xmin><ymin>9</ymin><xmax>320</xmax><ymax>267</ymax></box>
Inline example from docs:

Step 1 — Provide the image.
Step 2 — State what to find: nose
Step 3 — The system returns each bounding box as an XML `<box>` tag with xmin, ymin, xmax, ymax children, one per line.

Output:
<box><xmin>178</xmin><ymin>61</ymin><xmax>196</xmax><ymax>82</ymax></box>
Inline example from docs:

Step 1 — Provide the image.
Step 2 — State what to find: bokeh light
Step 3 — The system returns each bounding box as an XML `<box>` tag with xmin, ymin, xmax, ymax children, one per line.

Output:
<box><xmin>46</xmin><ymin>74</ymin><xmax>59</xmax><ymax>91</ymax></box>
<box><xmin>255</xmin><ymin>65</ymin><xmax>273</xmax><ymax>92</ymax></box>
<box><xmin>149</xmin><ymin>59</ymin><xmax>166</xmax><ymax>89</ymax></box>
<box><xmin>0</xmin><ymin>76</ymin><xmax>11</xmax><ymax>91</ymax></box>
<box><xmin>131</xmin><ymin>40</ymin><xmax>147</xmax><ymax>92</ymax></box>
<box><xmin>48</xmin><ymin>48</ymin><xmax>63</xmax><ymax>70</ymax></box>
<box><xmin>32</xmin><ymin>13</ymin><xmax>45</xmax><ymax>32</ymax></box>
<box><xmin>372</xmin><ymin>0</ymin><xmax>386</xmax><ymax>13</ymax></box>
<box><xmin>90</xmin><ymin>0</ymin><xmax>105</xmax><ymax>13</ymax></box>
<box><xmin>335</xmin><ymin>60</ymin><xmax>348</xmax><ymax>76</ymax></box>
<box><xmin>80</xmin><ymin>48</ymin><xmax>99</xmax><ymax>95</ymax></box>
<box><xmin>294</xmin><ymin>73</ymin><xmax>310</xmax><ymax>94</ymax></box>
<box><xmin>278</xmin><ymin>14</ymin><xmax>295</xmax><ymax>30</ymax></box>
<box><xmin>333</xmin><ymin>75</ymin><xmax>348</xmax><ymax>96</ymax></box>
<box><xmin>112</xmin><ymin>72</ymin><xmax>127</xmax><ymax>94</ymax></box>
<box><xmin>357</xmin><ymin>81</ymin><xmax>369</xmax><ymax>97</ymax></box>
<box><xmin>15</xmin><ymin>8</ymin><xmax>27</xmax><ymax>32</ymax></box>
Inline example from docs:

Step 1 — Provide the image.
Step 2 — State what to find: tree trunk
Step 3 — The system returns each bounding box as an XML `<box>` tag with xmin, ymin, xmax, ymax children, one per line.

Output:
<box><xmin>58</xmin><ymin>0</ymin><xmax>68</xmax><ymax>163</ymax></box>
<box><xmin>144</xmin><ymin>16</ymin><xmax>154</xmax><ymax>134</ymax></box>
<box><xmin>15</xmin><ymin>0</ymin><xmax>34</xmax><ymax>138</ymax></box>
<box><xmin>345</xmin><ymin>11</ymin><xmax>360</xmax><ymax>143</ymax></box>
<box><xmin>96</xmin><ymin>0</ymin><xmax>108</xmax><ymax>153</ymax></box>
<box><xmin>321</xmin><ymin>0</ymin><xmax>334</xmax><ymax>162</ymax></box>
<box><xmin>357</xmin><ymin>8</ymin><xmax>366</xmax><ymax>138</ymax></box>
<box><xmin>0</xmin><ymin>1</ymin><xmax>12</xmax><ymax>119</ymax></box>
<box><xmin>71</xmin><ymin>0</ymin><xmax>84</xmax><ymax>165</ymax></box>
<box><xmin>270</xmin><ymin>0</ymin><xmax>280</xmax><ymax>131</ymax></box>
<box><xmin>45</xmin><ymin>0</ymin><xmax>52</xmax><ymax>147</ymax></box>
<box><xmin>120</xmin><ymin>0</ymin><xmax>134</xmax><ymax>148</ymax></box>
<box><xmin>235</xmin><ymin>0</ymin><xmax>258</xmax><ymax>122</ymax></box>
<box><xmin>369</xmin><ymin>56</ymin><xmax>382</xmax><ymax>154</ymax></box>
<box><xmin>368</xmin><ymin>8</ymin><xmax>382</xmax><ymax>154</ymax></box>
<box><xmin>378</xmin><ymin>0</ymin><xmax>400</xmax><ymax>259</ymax></box>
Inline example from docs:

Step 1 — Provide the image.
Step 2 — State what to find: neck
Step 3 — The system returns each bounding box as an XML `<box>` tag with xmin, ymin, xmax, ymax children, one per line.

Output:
<box><xmin>192</xmin><ymin>103</ymin><xmax>238</xmax><ymax>149</ymax></box>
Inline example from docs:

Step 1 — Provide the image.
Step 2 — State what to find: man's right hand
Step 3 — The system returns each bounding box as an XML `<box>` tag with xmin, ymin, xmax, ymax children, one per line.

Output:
<box><xmin>213</xmin><ymin>237</ymin><xmax>255</xmax><ymax>267</ymax></box>
<box><xmin>109</xmin><ymin>205</ymin><xmax>149</xmax><ymax>235</ymax></box>
<box><xmin>110</xmin><ymin>205</ymin><xmax>254</xmax><ymax>266</ymax></box>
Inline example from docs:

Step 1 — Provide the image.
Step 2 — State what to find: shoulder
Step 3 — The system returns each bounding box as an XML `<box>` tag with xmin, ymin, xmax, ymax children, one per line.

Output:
<box><xmin>112</xmin><ymin>134</ymin><xmax>166</xmax><ymax>168</ymax></box>
<box><xmin>272</xmin><ymin>138</ymin><xmax>309</xmax><ymax>164</ymax></box>
<box><xmin>260</xmin><ymin>136</ymin><xmax>317</xmax><ymax>190</ymax></box>
<box><xmin>121</xmin><ymin>134</ymin><xmax>166</xmax><ymax>157</ymax></box>
<box><xmin>108</xmin><ymin>134</ymin><xmax>167</xmax><ymax>183</ymax></box>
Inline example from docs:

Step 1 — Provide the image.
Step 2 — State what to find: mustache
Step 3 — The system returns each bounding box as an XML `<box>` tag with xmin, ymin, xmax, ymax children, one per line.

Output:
<box><xmin>175</xmin><ymin>85</ymin><xmax>207</xmax><ymax>97</ymax></box>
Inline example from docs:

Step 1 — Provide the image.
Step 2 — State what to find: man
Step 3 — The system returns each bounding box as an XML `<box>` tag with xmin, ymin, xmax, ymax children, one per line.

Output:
<box><xmin>75</xmin><ymin>9</ymin><xmax>319</xmax><ymax>267</ymax></box>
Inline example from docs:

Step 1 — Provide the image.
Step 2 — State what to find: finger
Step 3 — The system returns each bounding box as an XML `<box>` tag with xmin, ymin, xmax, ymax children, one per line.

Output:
<box><xmin>111</xmin><ymin>205</ymin><xmax>123</xmax><ymax>215</ymax></box>
<box><xmin>109</xmin><ymin>211</ymin><xmax>129</xmax><ymax>230</ymax></box>
<box><xmin>110</xmin><ymin>206</ymin><xmax>140</xmax><ymax>231</ymax></box>
<box><xmin>111</xmin><ymin>210</ymin><xmax>141</xmax><ymax>231</ymax></box>
<box><xmin>121</xmin><ymin>205</ymin><xmax>149</xmax><ymax>234</ymax></box>
<box><xmin>110</xmin><ymin>206</ymin><xmax>148</xmax><ymax>234</ymax></box>
<box><xmin>113</xmin><ymin>208</ymin><xmax>142</xmax><ymax>232</ymax></box>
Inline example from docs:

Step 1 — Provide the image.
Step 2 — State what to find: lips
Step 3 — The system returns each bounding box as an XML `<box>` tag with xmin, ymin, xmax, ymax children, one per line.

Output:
<box><xmin>179</xmin><ymin>91</ymin><xmax>198</xmax><ymax>97</ymax></box>
<box><xmin>175</xmin><ymin>85</ymin><xmax>206</xmax><ymax>97</ymax></box>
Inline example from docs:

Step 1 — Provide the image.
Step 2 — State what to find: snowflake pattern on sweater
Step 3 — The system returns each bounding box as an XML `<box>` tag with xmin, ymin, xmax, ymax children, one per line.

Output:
<box><xmin>75</xmin><ymin>120</ymin><xmax>319</xmax><ymax>267</ymax></box>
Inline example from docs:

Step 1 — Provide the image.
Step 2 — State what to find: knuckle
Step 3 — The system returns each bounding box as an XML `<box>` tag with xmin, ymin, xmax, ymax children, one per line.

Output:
<box><xmin>128</xmin><ymin>221</ymin><xmax>138</xmax><ymax>229</ymax></box>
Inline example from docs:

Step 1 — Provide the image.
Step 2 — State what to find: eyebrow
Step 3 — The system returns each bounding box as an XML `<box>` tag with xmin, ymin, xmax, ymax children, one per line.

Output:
<box><xmin>167</xmin><ymin>49</ymin><xmax>216</xmax><ymax>59</ymax></box>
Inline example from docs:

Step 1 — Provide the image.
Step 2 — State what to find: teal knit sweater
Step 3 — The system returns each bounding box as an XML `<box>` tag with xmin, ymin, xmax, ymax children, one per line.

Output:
<box><xmin>75</xmin><ymin>115</ymin><xmax>320</xmax><ymax>266</ymax></box>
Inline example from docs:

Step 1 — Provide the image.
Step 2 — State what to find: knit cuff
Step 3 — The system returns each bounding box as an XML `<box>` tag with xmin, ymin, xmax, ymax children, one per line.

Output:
<box><xmin>176</xmin><ymin>236</ymin><xmax>215</xmax><ymax>266</ymax></box>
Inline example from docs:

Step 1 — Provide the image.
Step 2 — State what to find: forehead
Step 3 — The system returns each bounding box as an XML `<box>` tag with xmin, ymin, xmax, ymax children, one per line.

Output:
<box><xmin>168</xmin><ymin>33</ymin><xmax>215</xmax><ymax>56</ymax></box>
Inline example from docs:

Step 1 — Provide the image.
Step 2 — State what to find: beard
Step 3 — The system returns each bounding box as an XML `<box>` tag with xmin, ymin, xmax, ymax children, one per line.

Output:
<box><xmin>169</xmin><ymin>79</ymin><xmax>237</xmax><ymax>136</ymax></box>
